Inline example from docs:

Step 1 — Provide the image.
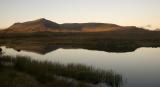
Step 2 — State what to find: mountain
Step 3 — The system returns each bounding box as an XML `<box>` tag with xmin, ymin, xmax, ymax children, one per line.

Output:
<box><xmin>154</xmin><ymin>28</ymin><xmax>160</xmax><ymax>31</ymax></box>
<box><xmin>60</xmin><ymin>23</ymin><xmax>123</xmax><ymax>32</ymax></box>
<box><xmin>4</xmin><ymin>18</ymin><xmax>60</xmax><ymax>32</ymax></box>
<box><xmin>2</xmin><ymin>18</ymin><xmax>148</xmax><ymax>33</ymax></box>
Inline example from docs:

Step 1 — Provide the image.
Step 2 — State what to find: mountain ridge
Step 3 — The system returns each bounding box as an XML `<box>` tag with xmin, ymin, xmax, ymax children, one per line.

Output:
<box><xmin>2</xmin><ymin>18</ymin><xmax>149</xmax><ymax>33</ymax></box>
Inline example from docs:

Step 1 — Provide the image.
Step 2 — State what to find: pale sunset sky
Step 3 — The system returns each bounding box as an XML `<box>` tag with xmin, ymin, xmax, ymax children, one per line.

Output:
<box><xmin>0</xmin><ymin>0</ymin><xmax>160</xmax><ymax>30</ymax></box>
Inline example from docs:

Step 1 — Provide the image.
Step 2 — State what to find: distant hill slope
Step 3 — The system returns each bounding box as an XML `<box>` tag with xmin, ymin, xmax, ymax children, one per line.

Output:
<box><xmin>2</xmin><ymin>18</ymin><xmax>149</xmax><ymax>33</ymax></box>
<box><xmin>154</xmin><ymin>28</ymin><xmax>160</xmax><ymax>31</ymax></box>
<box><xmin>4</xmin><ymin>18</ymin><xmax>60</xmax><ymax>32</ymax></box>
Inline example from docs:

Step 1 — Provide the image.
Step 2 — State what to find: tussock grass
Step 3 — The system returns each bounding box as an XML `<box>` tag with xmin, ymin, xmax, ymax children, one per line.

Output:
<box><xmin>0</xmin><ymin>55</ymin><xmax>122</xmax><ymax>87</ymax></box>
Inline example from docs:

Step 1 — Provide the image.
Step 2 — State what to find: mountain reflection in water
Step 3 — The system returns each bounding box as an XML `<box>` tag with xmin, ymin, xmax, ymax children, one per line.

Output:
<box><xmin>1</xmin><ymin>45</ymin><xmax>160</xmax><ymax>87</ymax></box>
<box><xmin>0</xmin><ymin>43</ymin><xmax>140</xmax><ymax>55</ymax></box>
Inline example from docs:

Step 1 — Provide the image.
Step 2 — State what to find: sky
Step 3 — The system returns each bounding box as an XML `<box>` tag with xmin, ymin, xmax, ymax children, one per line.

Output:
<box><xmin>0</xmin><ymin>0</ymin><xmax>160</xmax><ymax>30</ymax></box>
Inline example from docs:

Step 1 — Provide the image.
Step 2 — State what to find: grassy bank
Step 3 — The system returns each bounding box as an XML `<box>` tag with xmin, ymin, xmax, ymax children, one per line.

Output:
<box><xmin>0</xmin><ymin>56</ymin><xmax>123</xmax><ymax>87</ymax></box>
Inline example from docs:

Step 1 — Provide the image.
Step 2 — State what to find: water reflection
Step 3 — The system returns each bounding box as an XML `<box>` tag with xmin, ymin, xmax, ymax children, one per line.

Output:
<box><xmin>0</xmin><ymin>48</ymin><xmax>2</xmax><ymax>55</ymax></box>
<box><xmin>1</xmin><ymin>46</ymin><xmax>160</xmax><ymax>87</ymax></box>
<box><xmin>0</xmin><ymin>43</ymin><xmax>140</xmax><ymax>55</ymax></box>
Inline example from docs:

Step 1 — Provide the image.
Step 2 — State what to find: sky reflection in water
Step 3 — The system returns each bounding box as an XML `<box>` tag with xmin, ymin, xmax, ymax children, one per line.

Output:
<box><xmin>1</xmin><ymin>46</ymin><xmax>160</xmax><ymax>87</ymax></box>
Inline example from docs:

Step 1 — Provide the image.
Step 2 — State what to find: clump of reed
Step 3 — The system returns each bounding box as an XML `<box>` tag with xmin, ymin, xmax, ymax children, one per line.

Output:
<box><xmin>0</xmin><ymin>55</ymin><xmax>122</xmax><ymax>87</ymax></box>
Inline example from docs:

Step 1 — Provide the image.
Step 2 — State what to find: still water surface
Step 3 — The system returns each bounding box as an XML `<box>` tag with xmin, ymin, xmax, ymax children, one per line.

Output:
<box><xmin>1</xmin><ymin>46</ymin><xmax>160</xmax><ymax>87</ymax></box>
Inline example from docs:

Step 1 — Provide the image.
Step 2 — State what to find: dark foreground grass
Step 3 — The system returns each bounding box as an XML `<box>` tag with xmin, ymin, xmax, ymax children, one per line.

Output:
<box><xmin>0</xmin><ymin>56</ymin><xmax>123</xmax><ymax>87</ymax></box>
